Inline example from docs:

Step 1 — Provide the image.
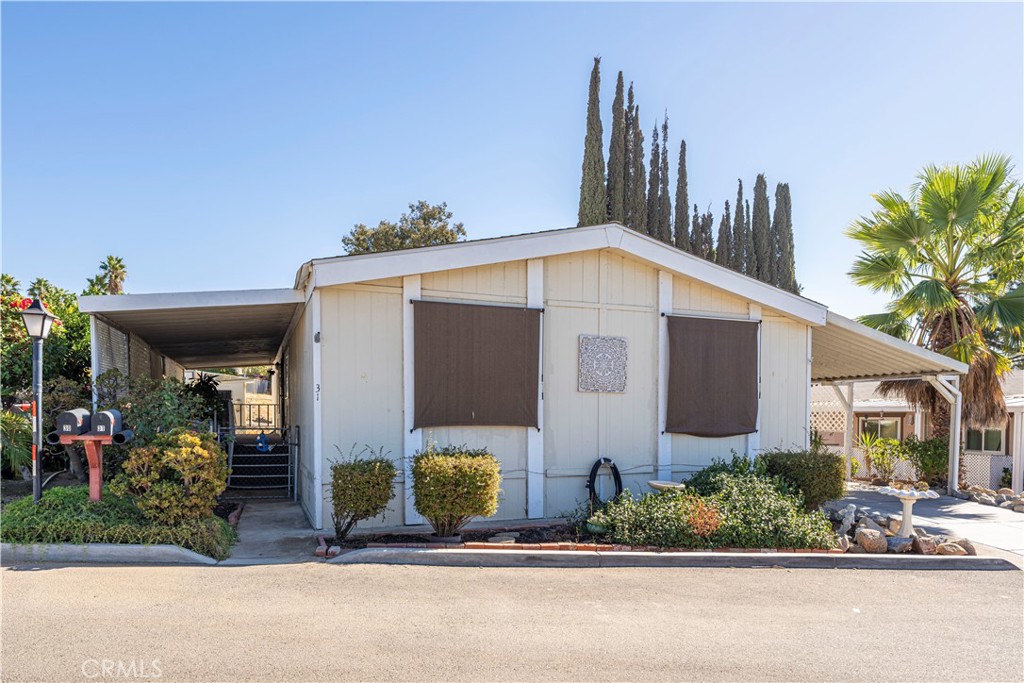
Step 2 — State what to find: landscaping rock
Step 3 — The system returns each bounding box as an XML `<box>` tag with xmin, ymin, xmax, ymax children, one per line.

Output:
<box><xmin>977</xmin><ymin>494</ymin><xmax>997</xmax><ymax>506</ymax></box>
<box><xmin>937</xmin><ymin>542</ymin><xmax>967</xmax><ymax>556</ymax></box>
<box><xmin>995</xmin><ymin>494</ymin><xmax>1010</xmax><ymax>504</ymax></box>
<box><xmin>855</xmin><ymin>528</ymin><xmax>887</xmax><ymax>554</ymax></box>
<box><xmin>997</xmin><ymin>488</ymin><xmax>1015</xmax><ymax>496</ymax></box>
<box><xmin>837</xmin><ymin>535</ymin><xmax>850</xmax><ymax>552</ymax></box>
<box><xmin>912</xmin><ymin>536</ymin><xmax>937</xmax><ymax>555</ymax></box>
<box><xmin>858</xmin><ymin>517</ymin><xmax>886</xmax><ymax>535</ymax></box>
<box><xmin>999</xmin><ymin>501</ymin><xmax>1016</xmax><ymax>509</ymax></box>
<box><xmin>886</xmin><ymin>515</ymin><xmax>902</xmax><ymax>533</ymax></box>
<box><xmin>967</xmin><ymin>485</ymin><xmax>986</xmax><ymax>494</ymax></box>
<box><xmin>954</xmin><ymin>490</ymin><xmax>971</xmax><ymax>500</ymax></box>
<box><xmin>1014</xmin><ymin>504</ymin><xmax>1024</xmax><ymax>513</ymax></box>
<box><xmin>327</xmin><ymin>545</ymin><xmax>341</xmax><ymax>558</ymax></box>
<box><xmin>847</xmin><ymin>544</ymin><xmax>866</xmax><ymax>554</ymax></box>
<box><xmin>951</xmin><ymin>538</ymin><xmax>977</xmax><ymax>556</ymax></box>
<box><xmin>487</xmin><ymin>537</ymin><xmax>516</xmax><ymax>544</ymax></box>
<box><xmin>886</xmin><ymin>537</ymin><xmax>913</xmax><ymax>553</ymax></box>
<box><xmin>838</xmin><ymin>504</ymin><xmax>857</xmax><ymax>537</ymax></box>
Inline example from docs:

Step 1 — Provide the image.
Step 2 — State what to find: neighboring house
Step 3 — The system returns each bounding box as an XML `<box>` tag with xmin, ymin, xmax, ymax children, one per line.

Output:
<box><xmin>811</xmin><ymin>370</ymin><xmax>1024</xmax><ymax>490</ymax></box>
<box><xmin>80</xmin><ymin>224</ymin><xmax>967</xmax><ymax>531</ymax></box>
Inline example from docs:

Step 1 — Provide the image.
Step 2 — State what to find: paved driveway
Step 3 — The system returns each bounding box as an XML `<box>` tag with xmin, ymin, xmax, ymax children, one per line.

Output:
<box><xmin>2</xmin><ymin>562</ymin><xmax>1021</xmax><ymax>682</ymax></box>
<box><xmin>838</xmin><ymin>484</ymin><xmax>1024</xmax><ymax>557</ymax></box>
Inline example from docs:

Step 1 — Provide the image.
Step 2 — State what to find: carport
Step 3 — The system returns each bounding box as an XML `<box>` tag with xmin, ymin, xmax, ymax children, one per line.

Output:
<box><xmin>811</xmin><ymin>311</ymin><xmax>970</xmax><ymax>493</ymax></box>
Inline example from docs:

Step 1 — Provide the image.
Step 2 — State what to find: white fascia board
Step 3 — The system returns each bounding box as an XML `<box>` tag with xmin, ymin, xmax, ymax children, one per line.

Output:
<box><xmin>310</xmin><ymin>223</ymin><xmax>828</xmax><ymax>326</ymax></box>
<box><xmin>79</xmin><ymin>288</ymin><xmax>305</xmax><ymax>313</ymax></box>
<box><xmin>825</xmin><ymin>311</ymin><xmax>969</xmax><ymax>375</ymax></box>
<box><xmin>614</xmin><ymin>229</ymin><xmax>827</xmax><ymax>326</ymax></box>
<box><xmin>312</xmin><ymin>225</ymin><xmax>612</xmax><ymax>290</ymax></box>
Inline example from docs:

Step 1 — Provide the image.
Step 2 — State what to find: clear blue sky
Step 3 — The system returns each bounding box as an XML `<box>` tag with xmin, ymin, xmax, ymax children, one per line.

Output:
<box><xmin>3</xmin><ymin>2</ymin><xmax>1022</xmax><ymax>317</ymax></box>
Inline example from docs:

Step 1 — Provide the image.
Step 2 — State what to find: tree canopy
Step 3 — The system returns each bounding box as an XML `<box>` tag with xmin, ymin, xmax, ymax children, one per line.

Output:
<box><xmin>341</xmin><ymin>201</ymin><xmax>466</xmax><ymax>255</ymax></box>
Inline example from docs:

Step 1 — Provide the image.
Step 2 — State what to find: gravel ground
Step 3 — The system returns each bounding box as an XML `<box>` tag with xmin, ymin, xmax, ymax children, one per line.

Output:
<box><xmin>2</xmin><ymin>563</ymin><xmax>1021</xmax><ymax>682</ymax></box>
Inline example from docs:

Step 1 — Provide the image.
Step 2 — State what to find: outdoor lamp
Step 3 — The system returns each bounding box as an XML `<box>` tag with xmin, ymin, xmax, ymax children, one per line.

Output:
<box><xmin>20</xmin><ymin>299</ymin><xmax>56</xmax><ymax>340</ymax></box>
<box><xmin>20</xmin><ymin>298</ymin><xmax>56</xmax><ymax>504</ymax></box>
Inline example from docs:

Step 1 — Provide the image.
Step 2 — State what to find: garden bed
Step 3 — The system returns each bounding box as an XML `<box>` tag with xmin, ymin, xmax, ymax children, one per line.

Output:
<box><xmin>0</xmin><ymin>485</ymin><xmax>237</xmax><ymax>561</ymax></box>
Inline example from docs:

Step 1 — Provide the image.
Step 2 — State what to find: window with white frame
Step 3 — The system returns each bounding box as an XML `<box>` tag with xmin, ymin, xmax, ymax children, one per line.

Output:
<box><xmin>860</xmin><ymin>417</ymin><xmax>901</xmax><ymax>441</ymax></box>
<box><xmin>965</xmin><ymin>427</ymin><xmax>1004</xmax><ymax>454</ymax></box>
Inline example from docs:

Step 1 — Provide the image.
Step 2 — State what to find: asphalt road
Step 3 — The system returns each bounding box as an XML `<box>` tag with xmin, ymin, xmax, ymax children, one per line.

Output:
<box><xmin>2</xmin><ymin>563</ymin><xmax>1021</xmax><ymax>682</ymax></box>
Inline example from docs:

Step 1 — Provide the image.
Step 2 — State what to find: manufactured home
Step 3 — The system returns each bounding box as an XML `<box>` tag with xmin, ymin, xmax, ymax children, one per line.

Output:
<box><xmin>80</xmin><ymin>224</ymin><xmax>969</xmax><ymax>530</ymax></box>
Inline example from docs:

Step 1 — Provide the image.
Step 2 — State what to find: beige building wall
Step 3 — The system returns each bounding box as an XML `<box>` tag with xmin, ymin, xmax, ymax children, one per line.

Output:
<box><xmin>286</xmin><ymin>301</ymin><xmax>317</xmax><ymax>523</ymax></box>
<box><xmin>314</xmin><ymin>248</ymin><xmax>813</xmax><ymax>529</ymax></box>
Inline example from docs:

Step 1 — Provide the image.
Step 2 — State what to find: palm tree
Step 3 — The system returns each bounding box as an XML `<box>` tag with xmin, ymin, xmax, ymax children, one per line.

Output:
<box><xmin>847</xmin><ymin>154</ymin><xmax>1024</xmax><ymax>434</ymax></box>
<box><xmin>1</xmin><ymin>274</ymin><xmax>20</xmax><ymax>297</ymax></box>
<box><xmin>100</xmin><ymin>256</ymin><xmax>127</xmax><ymax>294</ymax></box>
<box><xmin>27</xmin><ymin>277</ymin><xmax>52</xmax><ymax>300</ymax></box>
<box><xmin>83</xmin><ymin>275</ymin><xmax>108</xmax><ymax>296</ymax></box>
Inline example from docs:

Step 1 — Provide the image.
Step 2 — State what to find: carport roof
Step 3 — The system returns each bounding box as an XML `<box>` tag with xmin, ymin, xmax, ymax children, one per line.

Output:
<box><xmin>811</xmin><ymin>311</ymin><xmax>968</xmax><ymax>383</ymax></box>
<box><xmin>79</xmin><ymin>289</ymin><xmax>305</xmax><ymax>368</ymax></box>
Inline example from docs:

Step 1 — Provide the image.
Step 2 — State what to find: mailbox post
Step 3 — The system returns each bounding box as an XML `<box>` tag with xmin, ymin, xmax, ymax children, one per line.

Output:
<box><xmin>47</xmin><ymin>409</ymin><xmax>133</xmax><ymax>502</ymax></box>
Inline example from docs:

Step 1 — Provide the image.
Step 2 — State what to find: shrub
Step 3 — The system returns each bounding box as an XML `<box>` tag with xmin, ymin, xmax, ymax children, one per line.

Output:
<box><xmin>330</xmin><ymin>445</ymin><xmax>397</xmax><ymax>539</ymax></box>
<box><xmin>0</xmin><ymin>485</ymin><xmax>236</xmax><ymax>560</ymax></box>
<box><xmin>94</xmin><ymin>370</ymin><xmax>208</xmax><ymax>449</ymax></box>
<box><xmin>1</xmin><ymin>410</ymin><xmax>32</xmax><ymax>476</ymax></box>
<box><xmin>110</xmin><ymin>428</ymin><xmax>229</xmax><ymax>525</ymax></box>
<box><xmin>903</xmin><ymin>436</ymin><xmax>948</xmax><ymax>485</ymax></box>
<box><xmin>686</xmin><ymin>453</ymin><xmax>796</xmax><ymax>499</ymax></box>
<box><xmin>1001</xmin><ymin>467</ymin><xmax>1012</xmax><ymax>490</ymax></box>
<box><xmin>412</xmin><ymin>444</ymin><xmax>501</xmax><ymax>537</ymax></box>
<box><xmin>588</xmin><ymin>491</ymin><xmax>721</xmax><ymax>548</ymax></box>
<box><xmin>704</xmin><ymin>473</ymin><xmax>835</xmax><ymax>549</ymax></box>
<box><xmin>762</xmin><ymin>449</ymin><xmax>845</xmax><ymax>511</ymax></box>
<box><xmin>866</xmin><ymin>438</ymin><xmax>905</xmax><ymax>481</ymax></box>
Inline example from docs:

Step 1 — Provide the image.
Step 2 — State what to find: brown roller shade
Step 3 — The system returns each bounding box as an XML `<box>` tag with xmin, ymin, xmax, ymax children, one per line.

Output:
<box><xmin>413</xmin><ymin>300</ymin><xmax>540</xmax><ymax>430</ymax></box>
<box><xmin>666</xmin><ymin>316</ymin><xmax>758</xmax><ymax>437</ymax></box>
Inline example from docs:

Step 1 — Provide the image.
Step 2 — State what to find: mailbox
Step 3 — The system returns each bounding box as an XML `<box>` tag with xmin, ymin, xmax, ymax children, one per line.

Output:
<box><xmin>57</xmin><ymin>408</ymin><xmax>91</xmax><ymax>435</ymax></box>
<box><xmin>91</xmin><ymin>409</ymin><xmax>123</xmax><ymax>436</ymax></box>
<box><xmin>112</xmin><ymin>429</ymin><xmax>135</xmax><ymax>445</ymax></box>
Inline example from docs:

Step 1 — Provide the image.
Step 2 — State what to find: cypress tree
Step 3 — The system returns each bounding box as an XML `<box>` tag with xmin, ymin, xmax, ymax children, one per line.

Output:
<box><xmin>627</xmin><ymin>104</ymin><xmax>647</xmax><ymax>234</ymax></box>
<box><xmin>769</xmin><ymin>186</ymin><xmax>782</xmax><ymax>286</ymax></box>
<box><xmin>715</xmin><ymin>200</ymin><xmax>732</xmax><ymax>267</ymax></box>
<box><xmin>606</xmin><ymin>72</ymin><xmax>626</xmax><ymax>224</ymax></box>
<box><xmin>578</xmin><ymin>57</ymin><xmax>606</xmax><ymax>227</ymax></box>
<box><xmin>731</xmin><ymin>180</ymin><xmax>745</xmax><ymax>272</ymax></box>
<box><xmin>623</xmin><ymin>86</ymin><xmax>635</xmax><ymax>228</ymax></box>
<box><xmin>690</xmin><ymin>204</ymin><xmax>702</xmax><ymax>257</ymax></box>
<box><xmin>657</xmin><ymin>117</ymin><xmax>672</xmax><ymax>243</ymax></box>
<box><xmin>775</xmin><ymin>183</ymin><xmax>798</xmax><ymax>293</ymax></box>
<box><xmin>646</xmin><ymin>122</ymin><xmax>661</xmax><ymax>237</ymax></box>
<box><xmin>751</xmin><ymin>173</ymin><xmax>772</xmax><ymax>282</ymax></box>
<box><xmin>744</xmin><ymin>200</ymin><xmax>753</xmax><ymax>274</ymax></box>
<box><xmin>673</xmin><ymin>139</ymin><xmax>690</xmax><ymax>251</ymax></box>
<box><xmin>702</xmin><ymin>209</ymin><xmax>716</xmax><ymax>262</ymax></box>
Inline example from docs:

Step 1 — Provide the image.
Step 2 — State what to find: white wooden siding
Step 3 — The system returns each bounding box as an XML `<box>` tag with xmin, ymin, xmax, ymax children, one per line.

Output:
<box><xmin>759</xmin><ymin>314</ymin><xmax>811</xmax><ymax>450</ymax></box>
<box><xmin>287</xmin><ymin>302</ymin><xmax>317</xmax><ymax>525</ymax></box>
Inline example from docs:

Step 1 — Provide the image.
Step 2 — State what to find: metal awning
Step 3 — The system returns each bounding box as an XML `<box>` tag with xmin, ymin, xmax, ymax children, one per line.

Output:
<box><xmin>812</xmin><ymin>311</ymin><xmax>968</xmax><ymax>383</ymax></box>
<box><xmin>79</xmin><ymin>289</ymin><xmax>305</xmax><ymax>368</ymax></box>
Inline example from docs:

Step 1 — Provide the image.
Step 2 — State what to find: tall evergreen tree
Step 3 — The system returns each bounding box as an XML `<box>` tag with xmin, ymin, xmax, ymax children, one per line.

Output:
<box><xmin>745</xmin><ymin>201</ymin><xmax>753</xmax><ymax>276</ymax></box>
<box><xmin>626</xmin><ymin>103</ymin><xmax>647</xmax><ymax>234</ymax></box>
<box><xmin>657</xmin><ymin>117</ymin><xmax>672</xmax><ymax>243</ymax></box>
<box><xmin>769</xmin><ymin>186</ymin><xmax>782</xmax><ymax>286</ymax></box>
<box><xmin>673</xmin><ymin>139</ymin><xmax>690</xmax><ymax>251</ymax></box>
<box><xmin>690</xmin><ymin>204</ymin><xmax>703</xmax><ymax>257</ymax></box>
<box><xmin>731</xmin><ymin>180</ymin><xmax>746</xmax><ymax>272</ymax></box>
<box><xmin>751</xmin><ymin>173</ymin><xmax>772</xmax><ymax>282</ymax></box>
<box><xmin>775</xmin><ymin>183</ymin><xmax>798</xmax><ymax>293</ymax></box>
<box><xmin>606</xmin><ymin>72</ymin><xmax>627</xmax><ymax>224</ymax></box>
<box><xmin>715</xmin><ymin>201</ymin><xmax>732</xmax><ymax>267</ymax></box>
<box><xmin>646</xmin><ymin>122</ymin><xmax>661</xmax><ymax>237</ymax></box>
<box><xmin>577</xmin><ymin>57</ymin><xmax>606</xmax><ymax>227</ymax></box>
<box><xmin>623</xmin><ymin>86</ymin><xmax>635</xmax><ymax>228</ymax></box>
<box><xmin>701</xmin><ymin>209</ymin><xmax>716</xmax><ymax>262</ymax></box>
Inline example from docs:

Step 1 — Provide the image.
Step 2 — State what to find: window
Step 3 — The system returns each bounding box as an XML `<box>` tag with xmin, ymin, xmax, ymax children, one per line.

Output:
<box><xmin>966</xmin><ymin>427</ymin><xmax>1003</xmax><ymax>454</ymax></box>
<box><xmin>861</xmin><ymin>417</ymin><xmax>901</xmax><ymax>441</ymax></box>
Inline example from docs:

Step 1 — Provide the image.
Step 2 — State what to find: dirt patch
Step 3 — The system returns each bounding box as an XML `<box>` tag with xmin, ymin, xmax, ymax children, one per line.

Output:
<box><xmin>329</xmin><ymin>523</ymin><xmax>597</xmax><ymax>548</ymax></box>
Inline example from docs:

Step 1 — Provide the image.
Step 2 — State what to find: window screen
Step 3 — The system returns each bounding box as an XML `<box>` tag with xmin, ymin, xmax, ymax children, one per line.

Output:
<box><xmin>863</xmin><ymin>418</ymin><xmax>900</xmax><ymax>441</ymax></box>
<box><xmin>413</xmin><ymin>300</ymin><xmax>541</xmax><ymax>429</ymax></box>
<box><xmin>665</xmin><ymin>316</ymin><xmax>758</xmax><ymax>437</ymax></box>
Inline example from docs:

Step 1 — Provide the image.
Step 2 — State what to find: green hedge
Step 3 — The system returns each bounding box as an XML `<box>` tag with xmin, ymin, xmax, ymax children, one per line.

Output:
<box><xmin>588</xmin><ymin>491</ymin><xmax>721</xmax><ymax>548</ymax></box>
<box><xmin>0</xmin><ymin>486</ymin><xmax>236</xmax><ymax>560</ymax></box>
<box><xmin>903</xmin><ymin>436</ymin><xmax>948</xmax><ymax>485</ymax></box>
<box><xmin>412</xmin><ymin>444</ymin><xmax>501</xmax><ymax>537</ymax></box>
<box><xmin>330</xmin><ymin>446</ymin><xmax>396</xmax><ymax>539</ymax></box>
<box><xmin>762</xmin><ymin>449</ymin><xmax>845</xmax><ymax>511</ymax></box>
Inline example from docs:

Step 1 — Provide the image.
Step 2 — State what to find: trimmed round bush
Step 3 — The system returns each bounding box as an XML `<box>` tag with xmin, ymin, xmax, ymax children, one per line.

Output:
<box><xmin>412</xmin><ymin>444</ymin><xmax>501</xmax><ymax>537</ymax></box>
<box><xmin>762</xmin><ymin>449</ymin><xmax>846</xmax><ymax>511</ymax></box>
<box><xmin>110</xmin><ymin>428</ymin><xmax>228</xmax><ymax>525</ymax></box>
<box><xmin>330</xmin><ymin>447</ymin><xmax>397</xmax><ymax>539</ymax></box>
<box><xmin>588</xmin><ymin>491</ymin><xmax>721</xmax><ymax>548</ymax></box>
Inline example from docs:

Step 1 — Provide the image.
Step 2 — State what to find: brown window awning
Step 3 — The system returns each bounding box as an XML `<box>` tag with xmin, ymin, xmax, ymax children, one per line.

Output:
<box><xmin>413</xmin><ymin>300</ymin><xmax>541</xmax><ymax>430</ymax></box>
<box><xmin>666</xmin><ymin>316</ymin><xmax>758</xmax><ymax>437</ymax></box>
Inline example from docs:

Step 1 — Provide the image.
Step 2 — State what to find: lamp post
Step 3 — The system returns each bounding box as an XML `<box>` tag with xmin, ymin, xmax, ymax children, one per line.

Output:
<box><xmin>20</xmin><ymin>299</ymin><xmax>56</xmax><ymax>504</ymax></box>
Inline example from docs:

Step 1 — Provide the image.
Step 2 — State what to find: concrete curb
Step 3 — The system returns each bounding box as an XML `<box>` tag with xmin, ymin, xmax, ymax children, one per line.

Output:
<box><xmin>1</xmin><ymin>543</ymin><xmax>218</xmax><ymax>566</ymax></box>
<box><xmin>328</xmin><ymin>547</ymin><xmax>1020</xmax><ymax>570</ymax></box>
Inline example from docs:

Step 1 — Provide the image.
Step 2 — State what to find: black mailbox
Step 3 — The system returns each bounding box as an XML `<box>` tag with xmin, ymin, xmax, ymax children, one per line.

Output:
<box><xmin>56</xmin><ymin>409</ymin><xmax>91</xmax><ymax>436</ymax></box>
<box><xmin>91</xmin><ymin>409</ymin><xmax>123</xmax><ymax>436</ymax></box>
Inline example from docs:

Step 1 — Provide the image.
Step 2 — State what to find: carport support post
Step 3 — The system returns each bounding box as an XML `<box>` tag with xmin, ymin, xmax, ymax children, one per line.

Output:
<box><xmin>832</xmin><ymin>384</ymin><xmax>853</xmax><ymax>481</ymax></box>
<box><xmin>949</xmin><ymin>377</ymin><xmax>962</xmax><ymax>495</ymax></box>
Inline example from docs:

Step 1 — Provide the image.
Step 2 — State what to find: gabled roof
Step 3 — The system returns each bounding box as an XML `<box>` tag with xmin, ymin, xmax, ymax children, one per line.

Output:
<box><xmin>304</xmin><ymin>223</ymin><xmax>829</xmax><ymax>325</ymax></box>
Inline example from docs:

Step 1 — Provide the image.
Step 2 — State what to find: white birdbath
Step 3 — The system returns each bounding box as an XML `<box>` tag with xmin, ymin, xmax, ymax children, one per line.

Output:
<box><xmin>877</xmin><ymin>486</ymin><xmax>939</xmax><ymax>537</ymax></box>
<box><xmin>648</xmin><ymin>480</ymin><xmax>686</xmax><ymax>493</ymax></box>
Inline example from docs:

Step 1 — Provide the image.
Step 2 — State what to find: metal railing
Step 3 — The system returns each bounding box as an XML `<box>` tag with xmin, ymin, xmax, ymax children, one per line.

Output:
<box><xmin>232</xmin><ymin>403</ymin><xmax>281</xmax><ymax>431</ymax></box>
<box><xmin>219</xmin><ymin>425</ymin><xmax>299</xmax><ymax>500</ymax></box>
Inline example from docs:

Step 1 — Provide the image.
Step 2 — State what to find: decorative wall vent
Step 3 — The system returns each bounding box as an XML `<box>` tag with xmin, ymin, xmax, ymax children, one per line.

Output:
<box><xmin>578</xmin><ymin>335</ymin><xmax>628</xmax><ymax>393</ymax></box>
